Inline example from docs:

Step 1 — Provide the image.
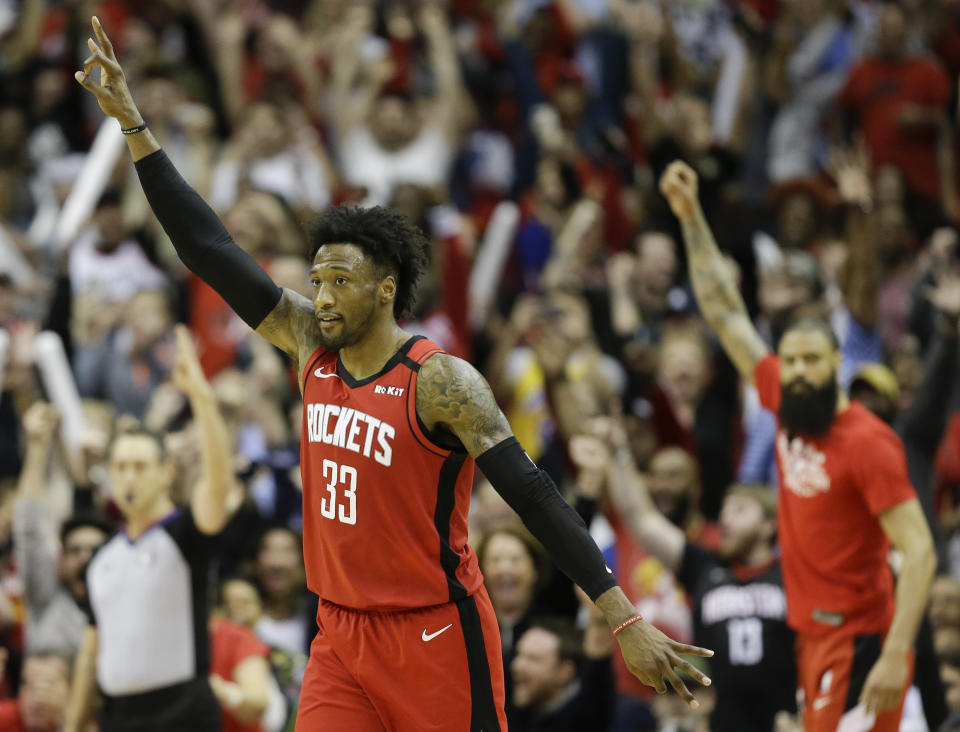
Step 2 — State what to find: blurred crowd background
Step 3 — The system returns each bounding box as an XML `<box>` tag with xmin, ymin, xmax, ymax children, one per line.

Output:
<box><xmin>2</xmin><ymin>0</ymin><xmax>960</xmax><ymax>730</ymax></box>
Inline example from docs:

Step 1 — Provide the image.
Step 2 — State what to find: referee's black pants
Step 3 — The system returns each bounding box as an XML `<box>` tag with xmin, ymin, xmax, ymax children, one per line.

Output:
<box><xmin>100</xmin><ymin>677</ymin><xmax>221</xmax><ymax>732</ymax></box>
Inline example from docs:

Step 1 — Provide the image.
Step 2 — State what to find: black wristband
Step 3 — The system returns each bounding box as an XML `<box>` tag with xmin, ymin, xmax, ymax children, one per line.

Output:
<box><xmin>121</xmin><ymin>122</ymin><xmax>147</xmax><ymax>135</ymax></box>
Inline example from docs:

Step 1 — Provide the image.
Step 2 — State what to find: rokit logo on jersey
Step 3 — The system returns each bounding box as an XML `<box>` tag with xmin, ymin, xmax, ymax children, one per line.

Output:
<box><xmin>305</xmin><ymin>402</ymin><xmax>395</xmax><ymax>466</ymax></box>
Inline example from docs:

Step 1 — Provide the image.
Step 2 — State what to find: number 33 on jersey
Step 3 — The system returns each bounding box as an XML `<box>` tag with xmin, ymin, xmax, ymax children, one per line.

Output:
<box><xmin>299</xmin><ymin>337</ymin><xmax>486</xmax><ymax>611</ymax></box>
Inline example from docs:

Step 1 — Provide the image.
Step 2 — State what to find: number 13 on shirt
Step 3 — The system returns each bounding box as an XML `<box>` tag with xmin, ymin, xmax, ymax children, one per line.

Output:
<box><xmin>321</xmin><ymin>459</ymin><xmax>358</xmax><ymax>525</ymax></box>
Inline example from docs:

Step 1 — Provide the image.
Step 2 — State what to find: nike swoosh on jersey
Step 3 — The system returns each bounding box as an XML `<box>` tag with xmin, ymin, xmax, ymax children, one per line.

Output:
<box><xmin>421</xmin><ymin>623</ymin><xmax>454</xmax><ymax>642</ymax></box>
<box><xmin>314</xmin><ymin>367</ymin><xmax>339</xmax><ymax>379</ymax></box>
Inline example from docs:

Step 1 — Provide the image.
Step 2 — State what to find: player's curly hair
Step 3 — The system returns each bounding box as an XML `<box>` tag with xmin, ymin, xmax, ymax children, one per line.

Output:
<box><xmin>309</xmin><ymin>205</ymin><xmax>430</xmax><ymax>319</ymax></box>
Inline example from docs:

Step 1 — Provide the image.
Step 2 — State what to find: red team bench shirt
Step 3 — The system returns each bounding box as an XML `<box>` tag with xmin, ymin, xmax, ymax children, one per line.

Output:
<box><xmin>754</xmin><ymin>355</ymin><xmax>916</xmax><ymax>637</ymax></box>
<box><xmin>300</xmin><ymin>336</ymin><xmax>485</xmax><ymax>610</ymax></box>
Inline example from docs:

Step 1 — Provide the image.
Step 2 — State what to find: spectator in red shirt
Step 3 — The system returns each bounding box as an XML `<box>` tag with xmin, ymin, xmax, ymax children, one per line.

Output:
<box><xmin>838</xmin><ymin>2</ymin><xmax>951</xmax><ymax>207</ymax></box>
<box><xmin>661</xmin><ymin>160</ymin><xmax>936</xmax><ymax>732</ymax></box>
<box><xmin>209</xmin><ymin>616</ymin><xmax>274</xmax><ymax>732</ymax></box>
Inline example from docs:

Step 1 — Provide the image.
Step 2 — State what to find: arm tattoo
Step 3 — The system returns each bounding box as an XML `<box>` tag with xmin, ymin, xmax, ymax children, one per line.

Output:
<box><xmin>416</xmin><ymin>353</ymin><xmax>514</xmax><ymax>457</ymax></box>
<box><xmin>680</xmin><ymin>211</ymin><xmax>769</xmax><ymax>378</ymax></box>
<box><xmin>254</xmin><ymin>289</ymin><xmax>322</xmax><ymax>381</ymax></box>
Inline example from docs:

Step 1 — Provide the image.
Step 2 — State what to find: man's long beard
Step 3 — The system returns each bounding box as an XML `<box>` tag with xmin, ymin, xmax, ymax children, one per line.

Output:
<box><xmin>778</xmin><ymin>374</ymin><xmax>838</xmax><ymax>437</ymax></box>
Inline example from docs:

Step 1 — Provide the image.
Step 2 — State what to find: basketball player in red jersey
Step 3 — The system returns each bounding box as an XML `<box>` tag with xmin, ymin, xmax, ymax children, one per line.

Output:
<box><xmin>77</xmin><ymin>18</ymin><xmax>713</xmax><ymax>731</ymax></box>
<box><xmin>660</xmin><ymin>160</ymin><xmax>936</xmax><ymax>732</ymax></box>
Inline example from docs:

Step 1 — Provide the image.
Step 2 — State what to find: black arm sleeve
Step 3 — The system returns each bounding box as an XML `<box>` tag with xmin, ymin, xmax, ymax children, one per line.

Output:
<box><xmin>134</xmin><ymin>150</ymin><xmax>282</xmax><ymax>328</ymax></box>
<box><xmin>476</xmin><ymin>437</ymin><xmax>618</xmax><ymax>601</ymax></box>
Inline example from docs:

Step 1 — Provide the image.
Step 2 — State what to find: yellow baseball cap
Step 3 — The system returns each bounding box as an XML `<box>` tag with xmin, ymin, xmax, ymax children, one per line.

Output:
<box><xmin>850</xmin><ymin>363</ymin><xmax>900</xmax><ymax>403</ymax></box>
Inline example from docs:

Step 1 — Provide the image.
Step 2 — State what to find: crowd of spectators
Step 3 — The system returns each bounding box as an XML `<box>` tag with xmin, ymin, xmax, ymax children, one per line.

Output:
<box><xmin>2</xmin><ymin>0</ymin><xmax>960</xmax><ymax>729</ymax></box>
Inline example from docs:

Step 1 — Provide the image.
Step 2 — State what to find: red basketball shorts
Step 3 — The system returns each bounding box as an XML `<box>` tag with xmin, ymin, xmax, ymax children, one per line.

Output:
<box><xmin>796</xmin><ymin>631</ymin><xmax>913</xmax><ymax>732</ymax></box>
<box><xmin>296</xmin><ymin>585</ymin><xmax>507</xmax><ymax>731</ymax></box>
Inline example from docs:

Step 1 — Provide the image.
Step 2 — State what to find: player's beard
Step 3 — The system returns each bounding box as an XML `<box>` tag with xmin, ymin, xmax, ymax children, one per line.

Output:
<box><xmin>778</xmin><ymin>373</ymin><xmax>838</xmax><ymax>437</ymax></box>
<box><xmin>317</xmin><ymin>301</ymin><xmax>376</xmax><ymax>351</ymax></box>
<box><xmin>318</xmin><ymin>323</ymin><xmax>352</xmax><ymax>351</ymax></box>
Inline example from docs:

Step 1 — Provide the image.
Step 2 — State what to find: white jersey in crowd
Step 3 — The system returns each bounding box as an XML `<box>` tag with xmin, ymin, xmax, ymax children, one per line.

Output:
<box><xmin>68</xmin><ymin>228</ymin><xmax>167</xmax><ymax>303</ymax></box>
<box><xmin>210</xmin><ymin>148</ymin><xmax>331</xmax><ymax>214</ymax></box>
<box><xmin>339</xmin><ymin>124</ymin><xmax>452</xmax><ymax>208</ymax></box>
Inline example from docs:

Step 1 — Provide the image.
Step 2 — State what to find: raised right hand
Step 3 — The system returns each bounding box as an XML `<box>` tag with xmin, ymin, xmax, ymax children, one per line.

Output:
<box><xmin>74</xmin><ymin>16</ymin><xmax>143</xmax><ymax>128</ymax></box>
<box><xmin>659</xmin><ymin>161</ymin><xmax>701</xmax><ymax>222</ymax></box>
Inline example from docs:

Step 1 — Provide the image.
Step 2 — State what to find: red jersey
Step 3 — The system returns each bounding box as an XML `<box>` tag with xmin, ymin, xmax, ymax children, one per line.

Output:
<box><xmin>754</xmin><ymin>356</ymin><xmax>916</xmax><ymax>636</ymax></box>
<box><xmin>299</xmin><ymin>336</ymin><xmax>484</xmax><ymax>610</ymax></box>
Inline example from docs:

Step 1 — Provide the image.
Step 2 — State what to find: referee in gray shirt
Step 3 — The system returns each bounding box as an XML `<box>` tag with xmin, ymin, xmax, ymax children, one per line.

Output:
<box><xmin>63</xmin><ymin>327</ymin><xmax>237</xmax><ymax>732</ymax></box>
<box><xmin>13</xmin><ymin>402</ymin><xmax>110</xmax><ymax>658</ymax></box>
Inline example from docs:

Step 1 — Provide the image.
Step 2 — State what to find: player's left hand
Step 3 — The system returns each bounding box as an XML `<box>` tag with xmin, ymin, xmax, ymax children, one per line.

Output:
<box><xmin>617</xmin><ymin>618</ymin><xmax>712</xmax><ymax>708</ymax></box>
<box><xmin>859</xmin><ymin>650</ymin><xmax>908</xmax><ymax>716</ymax></box>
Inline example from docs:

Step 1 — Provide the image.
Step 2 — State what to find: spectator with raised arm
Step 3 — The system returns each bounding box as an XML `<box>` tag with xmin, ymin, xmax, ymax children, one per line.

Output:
<box><xmin>572</xmin><ymin>429</ymin><xmax>714</xmax><ymax>728</ymax></box>
<box><xmin>209</xmin><ymin>99</ymin><xmax>333</xmax><ymax>216</ymax></box>
<box><xmin>838</xmin><ymin>1</ymin><xmax>952</xmax><ymax>215</ymax></box>
<box><xmin>765</xmin><ymin>0</ymin><xmax>858</xmax><ymax>182</ymax></box>
<box><xmin>620</xmin><ymin>0</ymin><xmax>741</xmax><ymax>224</ymax></box>
<box><xmin>572</xmin><ymin>421</ymin><xmax>795</xmax><ymax>731</ymax></box>
<box><xmin>330</xmin><ymin>4</ymin><xmax>468</xmax><ymax>207</ymax></box>
<box><xmin>13</xmin><ymin>401</ymin><xmax>110</xmax><ymax>659</ymax></box>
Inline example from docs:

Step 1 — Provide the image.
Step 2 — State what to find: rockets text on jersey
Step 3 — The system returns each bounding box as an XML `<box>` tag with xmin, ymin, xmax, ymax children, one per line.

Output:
<box><xmin>304</xmin><ymin>402</ymin><xmax>395</xmax><ymax>466</ymax></box>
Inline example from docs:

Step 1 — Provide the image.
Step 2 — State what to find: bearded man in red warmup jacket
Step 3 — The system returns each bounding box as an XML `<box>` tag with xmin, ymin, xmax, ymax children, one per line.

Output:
<box><xmin>661</xmin><ymin>159</ymin><xmax>936</xmax><ymax>732</ymax></box>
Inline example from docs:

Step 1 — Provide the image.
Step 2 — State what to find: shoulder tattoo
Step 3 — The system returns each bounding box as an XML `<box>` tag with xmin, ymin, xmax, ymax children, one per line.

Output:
<box><xmin>416</xmin><ymin>353</ymin><xmax>513</xmax><ymax>456</ymax></box>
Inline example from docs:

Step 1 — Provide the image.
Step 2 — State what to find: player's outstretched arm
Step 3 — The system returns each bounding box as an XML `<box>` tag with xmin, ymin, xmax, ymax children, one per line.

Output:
<box><xmin>660</xmin><ymin>161</ymin><xmax>769</xmax><ymax>381</ymax></box>
<box><xmin>75</xmin><ymin>16</ymin><xmax>318</xmax><ymax>365</ymax></box>
<box><xmin>417</xmin><ymin>354</ymin><xmax>713</xmax><ymax>707</ymax></box>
